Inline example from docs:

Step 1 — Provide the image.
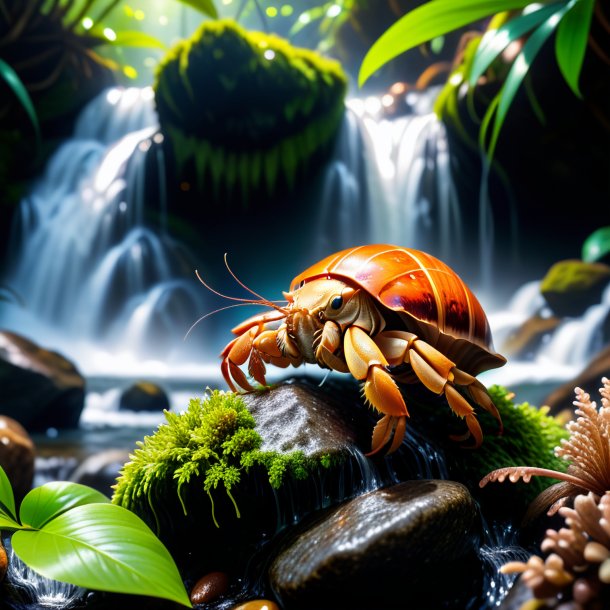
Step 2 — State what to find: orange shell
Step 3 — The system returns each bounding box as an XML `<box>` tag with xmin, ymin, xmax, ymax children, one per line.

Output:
<box><xmin>290</xmin><ymin>244</ymin><xmax>505</xmax><ymax>375</ymax></box>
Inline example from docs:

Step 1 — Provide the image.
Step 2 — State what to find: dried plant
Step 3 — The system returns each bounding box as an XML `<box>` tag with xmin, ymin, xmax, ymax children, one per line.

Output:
<box><xmin>501</xmin><ymin>492</ymin><xmax>610</xmax><ymax>609</ymax></box>
<box><xmin>480</xmin><ymin>378</ymin><xmax>610</xmax><ymax>519</ymax></box>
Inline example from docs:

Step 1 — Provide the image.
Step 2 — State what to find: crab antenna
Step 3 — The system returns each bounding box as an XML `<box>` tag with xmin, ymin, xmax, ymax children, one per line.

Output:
<box><xmin>184</xmin><ymin>302</ymin><xmax>270</xmax><ymax>341</ymax></box>
<box><xmin>224</xmin><ymin>253</ymin><xmax>272</xmax><ymax>303</ymax></box>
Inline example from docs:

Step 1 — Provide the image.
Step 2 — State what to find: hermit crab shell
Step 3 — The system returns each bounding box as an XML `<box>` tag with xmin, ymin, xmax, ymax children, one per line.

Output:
<box><xmin>290</xmin><ymin>244</ymin><xmax>506</xmax><ymax>375</ymax></box>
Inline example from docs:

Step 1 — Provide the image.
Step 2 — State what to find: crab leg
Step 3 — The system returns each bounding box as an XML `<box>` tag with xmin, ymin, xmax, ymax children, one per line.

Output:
<box><xmin>374</xmin><ymin>330</ymin><xmax>501</xmax><ymax>447</ymax></box>
<box><xmin>343</xmin><ymin>326</ymin><xmax>410</xmax><ymax>455</ymax></box>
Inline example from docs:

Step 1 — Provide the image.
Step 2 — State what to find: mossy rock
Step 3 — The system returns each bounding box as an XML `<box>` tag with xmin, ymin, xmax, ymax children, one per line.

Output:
<box><xmin>540</xmin><ymin>259</ymin><xmax>610</xmax><ymax>317</ymax></box>
<box><xmin>154</xmin><ymin>19</ymin><xmax>348</xmax><ymax>204</ymax></box>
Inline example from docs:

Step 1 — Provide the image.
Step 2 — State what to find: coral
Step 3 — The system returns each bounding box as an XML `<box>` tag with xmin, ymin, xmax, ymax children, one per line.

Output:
<box><xmin>481</xmin><ymin>380</ymin><xmax>610</xmax><ymax>519</ymax></box>
<box><xmin>154</xmin><ymin>19</ymin><xmax>347</xmax><ymax>202</ymax></box>
<box><xmin>112</xmin><ymin>389</ymin><xmax>332</xmax><ymax>528</ymax></box>
<box><xmin>502</xmin><ymin>492</ymin><xmax>610</xmax><ymax>609</ymax></box>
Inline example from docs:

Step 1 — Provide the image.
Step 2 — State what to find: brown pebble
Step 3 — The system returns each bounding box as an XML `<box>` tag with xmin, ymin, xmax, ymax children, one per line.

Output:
<box><xmin>231</xmin><ymin>601</ymin><xmax>280</xmax><ymax>610</ymax></box>
<box><xmin>190</xmin><ymin>571</ymin><xmax>229</xmax><ymax>605</ymax></box>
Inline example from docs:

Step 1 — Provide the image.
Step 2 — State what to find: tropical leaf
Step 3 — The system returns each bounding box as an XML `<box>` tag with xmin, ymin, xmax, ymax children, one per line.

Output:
<box><xmin>359</xmin><ymin>0</ymin><xmax>536</xmax><ymax>86</ymax></box>
<box><xmin>469</xmin><ymin>2</ymin><xmax>563</xmax><ymax>87</ymax></box>
<box><xmin>19</xmin><ymin>482</ymin><xmax>109</xmax><ymax>529</ymax></box>
<box><xmin>0</xmin><ymin>58</ymin><xmax>41</xmax><ymax>146</ymax></box>
<box><xmin>555</xmin><ymin>0</ymin><xmax>595</xmax><ymax>98</ymax></box>
<box><xmin>12</xmin><ymin>503</ymin><xmax>191</xmax><ymax>607</ymax></box>
<box><xmin>177</xmin><ymin>0</ymin><xmax>218</xmax><ymax>19</ymax></box>
<box><xmin>0</xmin><ymin>463</ymin><xmax>17</xmax><ymax>523</ymax></box>
<box><xmin>487</xmin><ymin>4</ymin><xmax>570</xmax><ymax>157</ymax></box>
<box><xmin>94</xmin><ymin>30</ymin><xmax>167</xmax><ymax>50</ymax></box>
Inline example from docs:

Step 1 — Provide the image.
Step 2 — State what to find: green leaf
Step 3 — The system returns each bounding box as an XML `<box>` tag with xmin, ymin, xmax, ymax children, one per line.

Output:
<box><xmin>0</xmin><ymin>58</ymin><xmax>41</xmax><ymax>147</ymax></box>
<box><xmin>469</xmin><ymin>2</ymin><xmax>563</xmax><ymax>87</ymax></box>
<box><xmin>0</xmin><ymin>466</ymin><xmax>16</xmax><ymax>522</ymax></box>
<box><xmin>98</xmin><ymin>30</ymin><xmax>167</xmax><ymax>50</ymax></box>
<box><xmin>20</xmin><ymin>482</ymin><xmax>109</xmax><ymax>529</ymax></box>
<box><xmin>358</xmin><ymin>0</ymin><xmax>536</xmax><ymax>86</ymax></box>
<box><xmin>556</xmin><ymin>0</ymin><xmax>594</xmax><ymax>98</ymax></box>
<box><xmin>12</xmin><ymin>503</ymin><xmax>191</xmax><ymax>607</ymax></box>
<box><xmin>487</xmin><ymin>5</ymin><xmax>569</xmax><ymax>157</ymax></box>
<box><xmin>176</xmin><ymin>0</ymin><xmax>218</xmax><ymax>19</ymax></box>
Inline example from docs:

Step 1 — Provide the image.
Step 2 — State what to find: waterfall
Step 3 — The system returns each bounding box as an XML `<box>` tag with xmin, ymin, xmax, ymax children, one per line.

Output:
<box><xmin>1</xmin><ymin>87</ymin><xmax>205</xmax><ymax>369</ymax></box>
<box><xmin>310</xmin><ymin>88</ymin><xmax>463</xmax><ymax>269</ymax></box>
<box><xmin>2</xmin><ymin>85</ymin><xmax>466</xmax><ymax>374</ymax></box>
<box><xmin>485</xmin><ymin>280</ymin><xmax>610</xmax><ymax>396</ymax></box>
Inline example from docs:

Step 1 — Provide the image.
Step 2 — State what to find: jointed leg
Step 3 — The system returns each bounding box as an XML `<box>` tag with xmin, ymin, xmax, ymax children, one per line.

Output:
<box><xmin>343</xmin><ymin>326</ymin><xmax>409</xmax><ymax>455</ymax></box>
<box><xmin>374</xmin><ymin>330</ymin><xmax>501</xmax><ymax>447</ymax></box>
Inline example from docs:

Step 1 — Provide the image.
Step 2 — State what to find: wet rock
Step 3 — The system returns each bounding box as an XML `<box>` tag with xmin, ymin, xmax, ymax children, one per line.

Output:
<box><xmin>0</xmin><ymin>416</ymin><xmax>34</xmax><ymax>503</ymax></box>
<box><xmin>231</xmin><ymin>601</ymin><xmax>280</xmax><ymax>610</ymax></box>
<box><xmin>269</xmin><ymin>479</ymin><xmax>482</xmax><ymax>609</ymax></box>
<box><xmin>119</xmin><ymin>381</ymin><xmax>169</xmax><ymax>412</ymax></box>
<box><xmin>69</xmin><ymin>449</ymin><xmax>130</xmax><ymax>496</ymax></box>
<box><xmin>501</xmin><ymin>314</ymin><xmax>561</xmax><ymax>359</ymax></box>
<box><xmin>544</xmin><ymin>344</ymin><xmax>610</xmax><ymax>416</ymax></box>
<box><xmin>540</xmin><ymin>259</ymin><xmax>610</xmax><ymax>318</ymax></box>
<box><xmin>190</xmin><ymin>571</ymin><xmax>229</xmax><ymax>605</ymax></box>
<box><xmin>0</xmin><ymin>331</ymin><xmax>85</xmax><ymax>431</ymax></box>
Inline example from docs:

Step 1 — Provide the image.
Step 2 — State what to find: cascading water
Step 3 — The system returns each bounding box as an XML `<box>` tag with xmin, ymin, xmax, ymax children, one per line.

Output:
<box><xmin>2</xmin><ymin>84</ymin><xmax>466</xmax><ymax>376</ymax></box>
<box><xmin>1</xmin><ymin>87</ymin><xmax>206</xmax><ymax>371</ymax></box>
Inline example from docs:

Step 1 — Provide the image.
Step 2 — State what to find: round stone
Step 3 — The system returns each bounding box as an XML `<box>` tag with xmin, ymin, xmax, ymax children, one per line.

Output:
<box><xmin>190</xmin><ymin>571</ymin><xmax>229</xmax><ymax>605</ymax></box>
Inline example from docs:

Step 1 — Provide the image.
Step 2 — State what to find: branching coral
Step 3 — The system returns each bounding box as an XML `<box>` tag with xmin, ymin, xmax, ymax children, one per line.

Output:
<box><xmin>502</xmin><ymin>492</ymin><xmax>610</xmax><ymax>609</ymax></box>
<box><xmin>112</xmin><ymin>389</ymin><xmax>332</xmax><ymax>528</ymax></box>
<box><xmin>480</xmin><ymin>379</ymin><xmax>610</xmax><ymax>519</ymax></box>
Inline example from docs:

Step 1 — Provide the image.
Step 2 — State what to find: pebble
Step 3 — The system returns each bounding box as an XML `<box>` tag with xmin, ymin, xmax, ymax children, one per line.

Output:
<box><xmin>190</xmin><ymin>571</ymin><xmax>229</xmax><ymax>605</ymax></box>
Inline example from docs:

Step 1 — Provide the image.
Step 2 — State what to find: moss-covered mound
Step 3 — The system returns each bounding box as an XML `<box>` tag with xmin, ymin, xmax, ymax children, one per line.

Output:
<box><xmin>112</xmin><ymin>390</ymin><xmax>328</xmax><ymax>529</ymax></box>
<box><xmin>154</xmin><ymin>19</ymin><xmax>348</xmax><ymax>202</ymax></box>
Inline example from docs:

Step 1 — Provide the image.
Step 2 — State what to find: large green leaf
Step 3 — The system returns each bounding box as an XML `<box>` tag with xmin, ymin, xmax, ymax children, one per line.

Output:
<box><xmin>0</xmin><ymin>466</ymin><xmax>16</xmax><ymax>522</ymax></box>
<box><xmin>20</xmin><ymin>482</ymin><xmax>109</xmax><ymax>529</ymax></box>
<box><xmin>176</xmin><ymin>0</ymin><xmax>218</xmax><ymax>19</ymax></box>
<box><xmin>487</xmin><ymin>4</ymin><xmax>570</xmax><ymax>157</ymax></box>
<box><xmin>12</xmin><ymin>503</ymin><xmax>191</xmax><ymax>607</ymax></box>
<box><xmin>555</xmin><ymin>0</ymin><xmax>594</xmax><ymax>98</ymax></box>
<box><xmin>0</xmin><ymin>58</ymin><xmax>41</xmax><ymax>146</ymax></box>
<box><xmin>359</xmin><ymin>0</ymin><xmax>536</xmax><ymax>86</ymax></box>
<box><xmin>469</xmin><ymin>2</ymin><xmax>563</xmax><ymax>87</ymax></box>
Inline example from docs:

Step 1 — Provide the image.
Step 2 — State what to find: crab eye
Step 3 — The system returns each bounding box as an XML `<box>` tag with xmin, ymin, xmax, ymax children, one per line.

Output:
<box><xmin>331</xmin><ymin>295</ymin><xmax>343</xmax><ymax>310</ymax></box>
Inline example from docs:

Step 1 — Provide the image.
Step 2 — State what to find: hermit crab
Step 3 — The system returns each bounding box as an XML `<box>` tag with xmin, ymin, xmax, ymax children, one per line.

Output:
<box><xmin>206</xmin><ymin>244</ymin><xmax>506</xmax><ymax>455</ymax></box>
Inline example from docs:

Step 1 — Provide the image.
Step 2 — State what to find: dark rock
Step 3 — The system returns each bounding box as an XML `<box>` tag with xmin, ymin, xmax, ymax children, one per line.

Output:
<box><xmin>69</xmin><ymin>449</ymin><xmax>130</xmax><ymax>496</ymax></box>
<box><xmin>0</xmin><ymin>416</ymin><xmax>34</xmax><ymax>503</ymax></box>
<box><xmin>543</xmin><ymin>345</ymin><xmax>610</xmax><ymax>416</ymax></box>
<box><xmin>540</xmin><ymin>260</ymin><xmax>610</xmax><ymax>318</ymax></box>
<box><xmin>269</xmin><ymin>479</ymin><xmax>482</xmax><ymax>610</ymax></box>
<box><xmin>501</xmin><ymin>314</ymin><xmax>561</xmax><ymax>359</ymax></box>
<box><xmin>119</xmin><ymin>381</ymin><xmax>170</xmax><ymax>413</ymax></box>
<box><xmin>0</xmin><ymin>331</ymin><xmax>85</xmax><ymax>431</ymax></box>
<box><xmin>189</xmin><ymin>571</ymin><xmax>229</xmax><ymax>605</ymax></box>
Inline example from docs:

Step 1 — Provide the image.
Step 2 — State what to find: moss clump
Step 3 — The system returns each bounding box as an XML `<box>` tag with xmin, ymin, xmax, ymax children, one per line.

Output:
<box><xmin>154</xmin><ymin>19</ymin><xmax>347</xmax><ymax>202</ymax></box>
<box><xmin>442</xmin><ymin>386</ymin><xmax>569</xmax><ymax>509</ymax></box>
<box><xmin>112</xmin><ymin>389</ymin><xmax>332</xmax><ymax>528</ymax></box>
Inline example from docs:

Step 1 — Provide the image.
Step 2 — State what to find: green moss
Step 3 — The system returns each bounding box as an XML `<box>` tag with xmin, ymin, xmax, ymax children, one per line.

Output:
<box><xmin>154</xmin><ymin>19</ymin><xmax>348</xmax><ymax>202</ymax></box>
<box><xmin>442</xmin><ymin>386</ymin><xmax>569</xmax><ymax>507</ymax></box>
<box><xmin>112</xmin><ymin>389</ymin><xmax>334</xmax><ymax>527</ymax></box>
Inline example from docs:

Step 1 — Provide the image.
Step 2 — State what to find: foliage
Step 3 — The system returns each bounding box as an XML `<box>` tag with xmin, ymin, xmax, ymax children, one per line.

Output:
<box><xmin>154</xmin><ymin>19</ymin><xmax>347</xmax><ymax>202</ymax></box>
<box><xmin>0</xmin><ymin>467</ymin><xmax>190</xmax><ymax>607</ymax></box>
<box><xmin>113</xmin><ymin>389</ymin><xmax>335</xmax><ymax>528</ymax></box>
<box><xmin>359</xmin><ymin>0</ymin><xmax>597</xmax><ymax>157</ymax></box>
